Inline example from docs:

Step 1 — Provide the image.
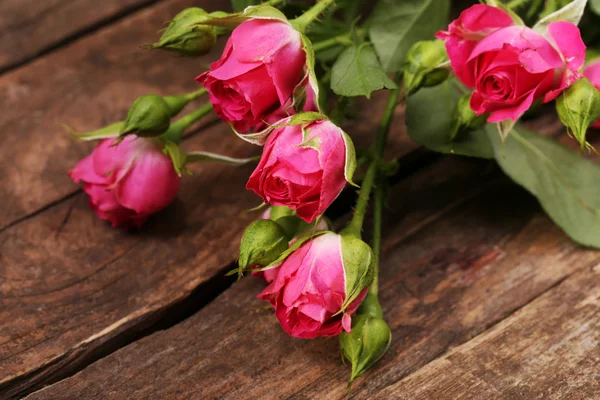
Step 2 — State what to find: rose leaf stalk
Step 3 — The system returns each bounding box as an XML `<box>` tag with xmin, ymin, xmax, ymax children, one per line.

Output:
<box><xmin>291</xmin><ymin>0</ymin><xmax>337</xmax><ymax>34</ymax></box>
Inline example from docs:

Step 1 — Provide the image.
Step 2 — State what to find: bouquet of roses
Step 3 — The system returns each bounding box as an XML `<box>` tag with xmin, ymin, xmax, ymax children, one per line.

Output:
<box><xmin>67</xmin><ymin>0</ymin><xmax>600</xmax><ymax>386</ymax></box>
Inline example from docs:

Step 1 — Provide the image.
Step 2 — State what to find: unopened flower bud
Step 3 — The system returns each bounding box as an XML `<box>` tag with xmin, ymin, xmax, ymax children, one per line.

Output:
<box><xmin>556</xmin><ymin>77</ymin><xmax>600</xmax><ymax>152</ymax></box>
<box><xmin>404</xmin><ymin>40</ymin><xmax>450</xmax><ymax>96</ymax></box>
<box><xmin>122</xmin><ymin>94</ymin><xmax>171</xmax><ymax>138</ymax></box>
<box><xmin>150</xmin><ymin>8</ymin><xmax>217</xmax><ymax>57</ymax></box>
<box><xmin>339</xmin><ymin>295</ymin><xmax>391</xmax><ymax>385</ymax></box>
<box><xmin>450</xmin><ymin>93</ymin><xmax>487</xmax><ymax>140</ymax></box>
<box><xmin>238</xmin><ymin>219</ymin><xmax>290</xmax><ymax>269</ymax></box>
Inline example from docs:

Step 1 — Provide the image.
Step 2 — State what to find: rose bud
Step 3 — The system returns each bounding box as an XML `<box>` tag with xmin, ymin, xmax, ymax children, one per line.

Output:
<box><xmin>69</xmin><ymin>136</ymin><xmax>180</xmax><ymax>229</ymax></box>
<box><xmin>196</xmin><ymin>18</ymin><xmax>311</xmax><ymax>133</ymax></box>
<box><xmin>250</xmin><ymin>206</ymin><xmax>330</xmax><ymax>283</ymax></box>
<box><xmin>239</xmin><ymin>219</ymin><xmax>291</xmax><ymax>273</ymax></box>
<box><xmin>583</xmin><ymin>60</ymin><xmax>600</xmax><ymax>128</ymax></box>
<box><xmin>246</xmin><ymin>118</ymin><xmax>356</xmax><ymax>223</ymax></box>
<box><xmin>556</xmin><ymin>78</ymin><xmax>600</xmax><ymax>152</ymax></box>
<box><xmin>437</xmin><ymin>5</ymin><xmax>586</xmax><ymax>122</ymax></box>
<box><xmin>121</xmin><ymin>94</ymin><xmax>172</xmax><ymax>138</ymax></box>
<box><xmin>149</xmin><ymin>8</ymin><xmax>217</xmax><ymax>57</ymax></box>
<box><xmin>340</xmin><ymin>295</ymin><xmax>391</xmax><ymax>384</ymax></box>
<box><xmin>258</xmin><ymin>232</ymin><xmax>374</xmax><ymax>339</ymax></box>
<box><xmin>404</xmin><ymin>40</ymin><xmax>450</xmax><ymax>96</ymax></box>
<box><xmin>450</xmin><ymin>93</ymin><xmax>488</xmax><ymax>140</ymax></box>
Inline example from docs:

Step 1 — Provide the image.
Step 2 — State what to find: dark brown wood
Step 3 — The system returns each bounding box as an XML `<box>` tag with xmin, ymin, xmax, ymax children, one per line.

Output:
<box><xmin>375</xmin><ymin>265</ymin><xmax>600</xmax><ymax>400</ymax></box>
<box><xmin>0</xmin><ymin>0</ymin><xmax>156</xmax><ymax>72</ymax></box>
<box><xmin>24</xmin><ymin>155</ymin><xmax>600</xmax><ymax>400</ymax></box>
<box><xmin>0</xmin><ymin>0</ymin><xmax>218</xmax><ymax>231</ymax></box>
<box><xmin>0</xmin><ymin>2</ymin><xmax>413</xmax><ymax>396</ymax></box>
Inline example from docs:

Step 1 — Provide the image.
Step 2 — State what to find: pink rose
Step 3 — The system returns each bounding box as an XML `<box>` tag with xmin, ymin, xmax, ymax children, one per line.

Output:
<box><xmin>69</xmin><ymin>137</ymin><xmax>180</xmax><ymax>228</ymax></box>
<box><xmin>436</xmin><ymin>4</ymin><xmax>515</xmax><ymax>87</ymax></box>
<box><xmin>584</xmin><ymin>60</ymin><xmax>600</xmax><ymax>128</ymax></box>
<box><xmin>197</xmin><ymin>18</ymin><xmax>311</xmax><ymax>133</ymax></box>
<box><xmin>438</xmin><ymin>5</ymin><xmax>586</xmax><ymax>122</ymax></box>
<box><xmin>246</xmin><ymin>119</ymin><xmax>353</xmax><ymax>223</ymax></box>
<box><xmin>258</xmin><ymin>232</ymin><xmax>370</xmax><ymax>338</ymax></box>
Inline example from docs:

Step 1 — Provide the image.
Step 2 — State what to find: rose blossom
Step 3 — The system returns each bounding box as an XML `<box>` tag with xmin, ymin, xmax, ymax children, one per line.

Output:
<box><xmin>258</xmin><ymin>232</ymin><xmax>369</xmax><ymax>338</ymax></box>
<box><xmin>437</xmin><ymin>4</ymin><xmax>586</xmax><ymax>122</ymax></box>
<box><xmin>69</xmin><ymin>137</ymin><xmax>180</xmax><ymax>228</ymax></box>
<box><xmin>197</xmin><ymin>18</ymin><xmax>311</xmax><ymax>133</ymax></box>
<box><xmin>584</xmin><ymin>60</ymin><xmax>600</xmax><ymax>128</ymax></box>
<box><xmin>246</xmin><ymin>119</ymin><xmax>352</xmax><ymax>223</ymax></box>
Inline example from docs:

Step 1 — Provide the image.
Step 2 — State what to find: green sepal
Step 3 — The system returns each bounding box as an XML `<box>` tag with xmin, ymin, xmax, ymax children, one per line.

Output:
<box><xmin>162</xmin><ymin>94</ymin><xmax>194</xmax><ymax>117</ymax></box>
<box><xmin>342</xmin><ymin>131</ymin><xmax>358</xmax><ymax>187</ymax></box>
<box><xmin>339</xmin><ymin>234</ymin><xmax>374</xmax><ymax>313</ymax></box>
<box><xmin>65</xmin><ymin>121</ymin><xmax>123</xmax><ymax>141</ymax></box>
<box><xmin>299</xmin><ymin>34</ymin><xmax>322</xmax><ymax>113</ymax></box>
<box><xmin>533</xmin><ymin>0</ymin><xmax>587</xmax><ymax>33</ymax></box>
<box><xmin>255</xmin><ymin>230</ymin><xmax>329</xmax><ymax>273</ymax></box>
<box><xmin>200</xmin><ymin>5</ymin><xmax>288</xmax><ymax>30</ymax></box>
<box><xmin>185</xmin><ymin>151</ymin><xmax>258</xmax><ymax>166</ymax></box>
<box><xmin>497</xmin><ymin>119</ymin><xmax>516</xmax><ymax>143</ymax></box>
<box><xmin>268</xmin><ymin>205</ymin><xmax>295</xmax><ymax>221</ymax></box>
<box><xmin>162</xmin><ymin>139</ymin><xmax>187</xmax><ymax>176</ymax></box>
<box><xmin>231</xmin><ymin>112</ymin><xmax>325</xmax><ymax>146</ymax></box>
<box><xmin>450</xmin><ymin>93</ymin><xmax>488</xmax><ymax>141</ymax></box>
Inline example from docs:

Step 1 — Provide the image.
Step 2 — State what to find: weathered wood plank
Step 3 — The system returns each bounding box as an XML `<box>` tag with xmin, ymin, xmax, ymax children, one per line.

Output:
<box><xmin>375</xmin><ymin>265</ymin><xmax>600</xmax><ymax>400</ymax></box>
<box><xmin>0</xmin><ymin>0</ymin><xmax>217</xmax><ymax>231</ymax></box>
<box><xmin>25</xmin><ymin>155</ymin><xmax>600</xmax><ymax>400</ymax></box>
<box><xmin>0</xmin><ymin>0</ymin><xmax>157</xmax><ymax>72</ymax></box>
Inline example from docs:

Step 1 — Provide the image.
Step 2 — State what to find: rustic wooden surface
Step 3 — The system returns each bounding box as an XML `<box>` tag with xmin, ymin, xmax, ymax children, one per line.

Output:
<box><xmin>2</xmin><ymin>0</ymin><xmax>600</xmax><ymax>399</ymax></box>
<box><xmin>0</xmin><ymin>0</ymin><xmax>411</xmax><ymax>397</ymax></box>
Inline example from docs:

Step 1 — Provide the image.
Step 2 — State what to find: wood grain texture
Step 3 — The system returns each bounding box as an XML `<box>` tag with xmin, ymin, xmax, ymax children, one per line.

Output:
<box><xmin>0</xmin><ymin>0</ymin><xmax>157</xmax><ymax>71</ymax></box>
<box><xmin>0</xmin><ymin>4</ymin><xmax>412</xmax><ymax>396</ymax></box>
<box><xmin>0</xmin><ymin>0</ymin><xmax>218</xmax><ymax>231</ymax></box>
<box><xmin>25</xmin><ymin>156</ymin><xmax>600</xmax><ymax>400</ymax></box>
<box><xmin>376</xmin><ymin>265</ymin><xmax>600</xmax><ymax>400</ymax></box>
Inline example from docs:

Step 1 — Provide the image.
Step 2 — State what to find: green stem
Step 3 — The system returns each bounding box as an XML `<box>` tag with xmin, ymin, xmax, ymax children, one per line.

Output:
<box><xmin>370</xmin><ymin>182</ymin><xmax>384</xmax><ymax>296</ymax></box>
<box><xmin>291</xmin><ymin>0</ymin><xmax>337</xmax><ymax>33</ymax></box>
<box><xmin>162</xmin><ymin>103</ymin><xmax>213</xmax><ymax>143</ymax></box>
<box><xmin>312</xmin><ymin>28</ymin><xmax>365</xmax><ymax>53</ymax></box>
<box><xmin>262</xmin><ymin>0</ymin><xmax>285</xmax><ymax>6</ymax></box>
<box><xmin>341</xmin><ymin>86</ymin><xmax>400</xmax><ymax>239</ymax></box>
<box><xmin>184</xmin><ymin>88</ymin><xmax>208</xmax><ymax>102</ymax></box>
<box><xmin>506</xmin><ymin>0</ymin><xmax>531</xmax><ymax>9</ymax></box>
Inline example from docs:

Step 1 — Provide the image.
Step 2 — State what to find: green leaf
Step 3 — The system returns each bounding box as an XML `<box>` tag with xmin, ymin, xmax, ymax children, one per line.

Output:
<box><xmin>405</xmin><ymin>80</ymin><xmax>493</xmax><ymax>158</ymax></box>
<box><xmin>486</xmin><ymin>124</ymin><xmax>600</xmax><ymax>248</ymax></box>
<box><xmin>533</xmin><ymin>0</ymin><xmax>587</xmax><ymax>33</ymax></box>
<box><xmin>331</xmin><ymin>43</ymin><xmax>396</xmax><ymax>98</ymax></box>
<box><xmin>369</xmin><ymin>0</ymin><xmax>450</xmax><ymax>73</ymax></box>
<box><xmin>591</xmin><ymin>0</ymin><xmax>600</xmax><ymax>15</ymax></box>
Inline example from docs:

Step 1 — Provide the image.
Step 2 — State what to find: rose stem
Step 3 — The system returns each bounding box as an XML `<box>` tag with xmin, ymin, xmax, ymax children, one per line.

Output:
<box><xmin>183</xmin><ymin>88</ymin><xmax>208</xmax><ymax>102</ymax></box>
<box><xmin>291</xmin><ymin>0</ymin><xmax>337</xmax><ymax>33</ymax></box>
<box><xmin>312</xmin><ymin>29</ymin><xmax>365</xmax><ymax>53</ymax></box>
<box><xmin>261</xmin><ymin>0</ymin><xmax>285</xmax><ymax>7</ymax></box>
<box><xmin>162</xmin><ymin>102</ymin><xmax>213</xmax><ymax>143</ymax></box>
<box><xmin>341</xmin><ymin>85</ymin><xmax>400</xmax><ymax>240</ymax></box>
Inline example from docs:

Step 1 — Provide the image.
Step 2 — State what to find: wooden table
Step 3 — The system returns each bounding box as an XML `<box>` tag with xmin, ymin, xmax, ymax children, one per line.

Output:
<box><xmin>2</xmin><ymin>1</ymin><xmax>599</xmax><ymax>399</ymax></box>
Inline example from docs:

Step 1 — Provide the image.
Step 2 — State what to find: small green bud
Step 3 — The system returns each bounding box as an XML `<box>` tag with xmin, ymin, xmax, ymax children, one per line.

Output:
<box><xmin>122</xmin><ymin>94</ymin><xmax>171</xmax><ymax>138</ymax></box>
<box><xmin>556</xmin><ymin>77</ymin><xmax>600</xmax><ymax>152</ymax></box>
<box><xmin>404</xmin><ymin>40</ymin><xmax>450</xmax><ymax>96</ymax></box>
<box><xmin>340</xmin><ymin>296</ymin><xmax>391</xmax><ymax>385</ymax></box>
<box><xmin>238</xmin><ymin>220</ymin><xmax>290</xmax><ymax>269</ymax></box>
<box><xmin>450</xmin><ymin>93</ymin><xmax>487</xmax><ymax>141</ymax></box>
<box><xmin>151</xmin><ymin>8</ymin><xmax>217</xmax><ymax>57</ymax></box>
